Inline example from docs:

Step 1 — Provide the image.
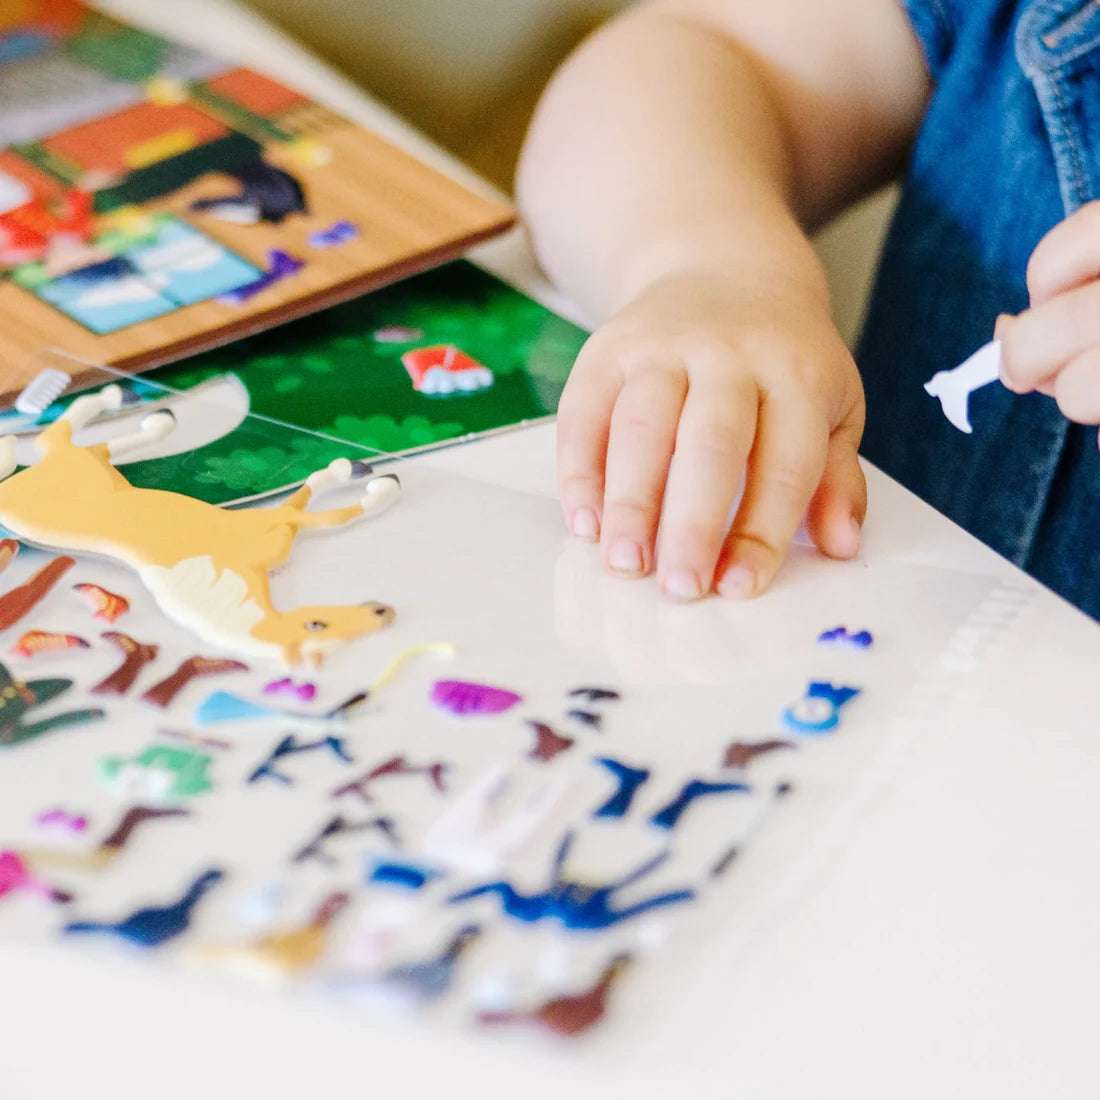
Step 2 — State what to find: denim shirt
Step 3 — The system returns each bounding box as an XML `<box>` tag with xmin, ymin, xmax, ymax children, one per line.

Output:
<box><xmin>858</xmin><ymin>0</ymin><xmax>1100</xmax><ymax>618</ymax></box>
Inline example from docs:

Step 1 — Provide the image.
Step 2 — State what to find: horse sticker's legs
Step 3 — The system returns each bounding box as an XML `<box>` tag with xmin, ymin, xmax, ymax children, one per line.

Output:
<box><xmin>284</xmin><ymin>459</ymin><xmax>391</xmax><ymax>515</ymax></box>
<box><xmin>284</xmin><ymin>459</ymin><xmax>357</xmax><ymax>512</ymax></box>
<box><xmin>35</xmin><ymin>384</ymin><xmax>125</xmax><ymax>458</ymax></box>
<box><xmin>288</xmin><ymin>503</ymin><xmax>373</xmax><ymax>533</ymax></box>
<box><xmin>61</xmin><ymin>385</ymin><xmax>123</xmax><ymax>432</ymax></box>
<box><xmin>106</xmin><ymin>411</ymin><xmax>176</xmax><ymax>461</ymax></box>
<box><xmin>285</xmin><ymin>476</ymin><xmax>401</xmax><ymax>534</ymax></box>
<box><xmin>357</xmin><ymin>474</ymin><xmax>400</xmax><ymax>519</ymax></box>
<box><xmin>281</xmin><ymin>459</ymin><xmax>401</xmax><ymax>535</ymax></box>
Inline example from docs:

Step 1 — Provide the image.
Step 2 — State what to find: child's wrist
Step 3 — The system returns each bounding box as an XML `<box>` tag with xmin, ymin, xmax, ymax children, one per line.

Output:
<box><xmin>610</xmin><ymin>243</ymin><xmax>832</xmax><ymax>323</ymax></box>
<box><xmin>605</xmin><ymin>205</ymin><xmax>830</xmax><ymax>319</ymax></box>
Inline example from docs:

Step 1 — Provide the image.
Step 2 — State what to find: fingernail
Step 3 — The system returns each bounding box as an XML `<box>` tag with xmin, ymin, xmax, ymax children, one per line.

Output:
<box><xmin>571</xmin><ymin>508</ymin><xmax>599</xmax><ymax>540</ymax></box>
<box><xmin>662</xmin><ymin>570</ymin><xmax>702</xmax><ymax>602</ymax></box>
<box><xmin>608</xmin><ymin>539</ymin><xmax>644</xmax><ymax>575</ymax></box>
<box><xmin>718</xmin><ymin>565</ymin><xmax>755</xmax><ymax>599</ymax></box>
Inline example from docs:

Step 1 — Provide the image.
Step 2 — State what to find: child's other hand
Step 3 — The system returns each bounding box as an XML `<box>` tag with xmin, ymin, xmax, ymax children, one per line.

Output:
<box><xmin>557</xmin><ymin>267</ymin><xmax>866</xmax><ymax>601</ymax></box>
<box><xmin>1000</xmin><ymin>202</ymin><xmax>1100</xmax><ymax>436</ymax></box>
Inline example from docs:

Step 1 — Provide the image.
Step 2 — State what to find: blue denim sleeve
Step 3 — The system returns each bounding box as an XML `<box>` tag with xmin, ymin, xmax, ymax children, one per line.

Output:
<box><xmin>902</xmin><ymin>0</ymin><xmax>957</xmax><ymax>76</ymax></box>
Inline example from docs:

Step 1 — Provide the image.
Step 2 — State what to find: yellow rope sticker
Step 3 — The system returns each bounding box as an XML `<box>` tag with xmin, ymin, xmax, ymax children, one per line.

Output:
<box><xmin>369</xmin><ymin>642</ymin><xmax>457</xmax><ymax>696</ymax></box>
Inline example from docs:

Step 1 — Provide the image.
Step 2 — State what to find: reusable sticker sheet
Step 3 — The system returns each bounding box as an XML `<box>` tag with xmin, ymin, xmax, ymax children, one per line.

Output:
<box><xmin>0</xmin><ymin>452</ymin><xmax>1029</xmax><ymax>1045</ymax></box>
<box><xmin>0</xmin><ymin>0</ymin><xmax>513</xmax><ymax>401</ymax></box>
<box><xmin>0</xmin><ymin>260</ymin><xmax>588</xmax><ymax>505</ymax></box>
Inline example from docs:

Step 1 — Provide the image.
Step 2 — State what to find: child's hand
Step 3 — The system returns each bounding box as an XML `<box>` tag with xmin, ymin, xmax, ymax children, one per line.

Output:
<box><xmin>999</xmin><ymin>201</ymin><xmax>1100</xmax><ymax>433</ymax></box>
<box><xmin>557</xmin><ymin>266</ymin><xmax>866</xmax><ymax>601</ymax></box>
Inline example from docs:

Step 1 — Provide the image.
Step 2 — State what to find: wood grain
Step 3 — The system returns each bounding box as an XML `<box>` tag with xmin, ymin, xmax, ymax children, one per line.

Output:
<box><xmin>1</xmin><ymin>118</ymin><xmax>512</xmax><ymax>402</ymax></box>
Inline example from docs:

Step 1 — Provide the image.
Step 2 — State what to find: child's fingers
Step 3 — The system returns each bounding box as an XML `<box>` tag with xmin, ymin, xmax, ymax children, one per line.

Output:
<box><xmin>805</xmin><ymin>416</ymin><xmax>866</xmax><ymax>560</ymax></box>
<box><xmin>999</xmin><ymin>280</ymin><xmax>1100</xmax><ymax>393</ymax></box>
<box><xmin>655</xmin><ymin>373</ymin><xmax>758</xmax><ymax>600</ymax></box>
<box><xmin>1052</xmin><ymin>345</ymin><xmax>1100</xmax><ymax>424</ymax></box>
<box><xmin>600</xmin><ymin>364</ymin><xmax>688</xmax><ymax>576</ymax></box>
<box><xmin>556</xmin><ymin>360</ymin><xmax>622</xmax><ymax>540</ymax></box>
<box><xmin>715</xmin><ymin>393</ymin><xmax>829</xmax><ymax>599</ymax></box>
<box><xmin>1027</xmin><ymin>200</ymin><xmax>1100</xmax><ymax>306</ymax></box>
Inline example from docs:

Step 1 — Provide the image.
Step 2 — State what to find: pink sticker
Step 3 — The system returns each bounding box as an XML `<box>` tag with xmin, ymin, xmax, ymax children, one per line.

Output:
<box><xmin>430</xmin><ymin>680</ymin><xmax>522</xmax><ymax>716</ymax></box>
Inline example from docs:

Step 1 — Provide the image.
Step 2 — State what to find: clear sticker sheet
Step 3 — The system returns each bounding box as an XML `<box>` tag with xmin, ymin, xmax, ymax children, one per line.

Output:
<box><xmin>0</xmin><ymin>364</ymin><xmax>1026</xmax><ymax>1044</ymax></box>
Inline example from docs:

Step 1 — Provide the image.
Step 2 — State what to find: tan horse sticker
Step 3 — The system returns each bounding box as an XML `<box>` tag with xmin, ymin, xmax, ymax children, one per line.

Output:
<box><xmin>0</xmin><ymin>385</ymin><xmax>399</xmax><ymax>666</ymax></box>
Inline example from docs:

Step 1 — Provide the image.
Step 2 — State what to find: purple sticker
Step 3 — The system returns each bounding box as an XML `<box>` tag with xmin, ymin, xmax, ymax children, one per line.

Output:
<box><xmin>430</xmin><ymin>679</ymin><xmax>522</xmax><ymax>716</ymax></box>
<box><xmin>309</xmin><ymin>220</ymin><xmax>360</xmax><ymax>248</ymax></box>
<box><xmin>217</xmin><ymin>250</ymin><xmax>304</xmax><ymax>305</ymax></box>
<box><xmin>263</xmin><ymin>677</ymin><xmax>317</xmax><ymax>703</ymax></box>
<box><xmin>34</xmin><ymin>808</ymin><xmax>89</xmax><ymax>833</ymax></box>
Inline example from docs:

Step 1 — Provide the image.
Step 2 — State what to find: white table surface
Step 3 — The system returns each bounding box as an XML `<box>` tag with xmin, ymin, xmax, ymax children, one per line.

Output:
<box><xmin>3</xmin><ymin>4</ymin><xmax>1099</xmax><ymax>1099</ymax></box>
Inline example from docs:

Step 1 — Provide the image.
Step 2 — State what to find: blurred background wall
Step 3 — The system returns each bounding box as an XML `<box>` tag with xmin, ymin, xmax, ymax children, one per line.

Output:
<box><xmin>244</xmin><ymin>0</ymin><xmax>896</xmax><ymax>345</ymax></box>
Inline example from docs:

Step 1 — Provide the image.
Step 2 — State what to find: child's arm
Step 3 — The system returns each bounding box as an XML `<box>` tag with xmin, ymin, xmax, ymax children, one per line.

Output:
<box><xmin>998</xmin><ymin>205</ymin><xmax>1100</xmax><ymax>429</ymax></box>
<box><xmin>518</xmin><ymin>0</ymin><xmax>931</xmax><ymax>599</ymax></box>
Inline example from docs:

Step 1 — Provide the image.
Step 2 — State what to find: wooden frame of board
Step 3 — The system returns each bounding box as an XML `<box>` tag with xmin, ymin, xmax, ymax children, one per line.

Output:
<box><xmin>0</xmin><ymin>0</ymin><xmax>513</xmax><ymax>402</ymax></box>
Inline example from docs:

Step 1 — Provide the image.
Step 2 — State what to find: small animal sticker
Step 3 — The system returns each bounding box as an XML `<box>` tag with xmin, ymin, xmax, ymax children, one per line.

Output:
<box><xmin>248</xmin><ymin>734</ymin><xmax>353</xmax><ymax>786</ymax></box>
<box><xmin>592</xmin><ymin>757</ymin><xmax>651</xmax><ymax>819</ymax></box>
<box><xmin>449</xmin><ymin>832</ymin><xmax>695</xmax><ymax>931</ymax></box>
<box><xmin>92</xmin><ymin>632</ymin><xmax>159</xmax><ymax>696</ymax></box>
<box><xmin>65</xmin><ymin>868</ymin><xmax>224</xmax><ymax>948</ymax></box>
<box><xmin>527</xmin><ymin>720</ymin><xmax>575</xmax><ymax>763</ymax></box>
<box><xmin>722</xmin><ymin>740</ymin><xmax>795</xmax><ymax>770</ymax></box>
<box><xmin>34</xmin><ymin>808</ymin><xmax>89</xmax><ymax>834</ymax></box>
<box><xmin>72</xmin><ymin>583</ymin><xmax>130</xmax><ymax>623</ymax></box>
<box><xmin>309</xmin><ymin>221</ymin><xmax>360</xmax><ymax>248</ymax></box>
<box><xmin>199</xmin><ymin>891</ymin><xmax>350</xmax><ymax>984</ymax></box>
<box><xmin>782</xmin><ymin>682</ymin><xmax>861</xmax><ymax>734</ymax></box>
<box><xmin>817</xmin><ymin>626</ymin><xmax>874</xmax><ymax>649</ymax></box>
<box><xmin>263</xmin><ymin>677</ymin><xmax>317</xmax><ymax>703</ymax></box>
<box><xmin>430</xmin><ymin>680</ymin><xmax>521</xmax><ymax>716</ymax></box>
<box><xmin>293</xmin><ymin>815</ymin><xmax>399</xmax><ymax>866</ymax></box>
<box><xmin>649</xmin><ymin>779</ymin><xmax>748</xmax><ymax>831</ymax></box>
<box><xmin>10</xmin><ymin>631</ymin><xmax>90</xmax><ymax>658</ymax></box>
<box><xmin>99</xmin><ymin>746</ymin><xmax>214</xmax><ymax>802</ymax></box>
<box><xmin>0</xmin><ymin>850</ymin><xmax>71</xmax><ymax>905</ymax></box>
<box><xmin>21</xmin><ymin>807</ymin><xmax>191</xmax><ymax>875</ymax></box>
<box><xmin>479</xmin><ymin>953</ymin><xmax>632</xmax><ymax>1037</ymax></box>
<box><xmin>0</xmin><ymin>663</ymin><xmax>104</xmax><ymax>747</ymax></box>
<box><xmin>141</xmin><ymin>656</ymin><xmax>249</xmax><ymax>708</ymax></box>
<box><xmin>195</xmin><ymin>690</ymin><xmax>367</xmax><ymax>727</ymax></box>
<box><xmin>565</xmin><ymin>709</ymin><xmax>602</xmax><ymax>730</ymax></box>
<box><xmin>332</xmin><ymin>754</ymin><xmax>449</xmax><ymax>803</ymax></box>
<box><xmin>0</xmin><ymin>555</ymin><xmax>75</xmax><ymax>631</ymax></box>
<box><xmin>326</xmin><ymin>925</ymin><xmax>481</xmax><ymax>1012</ymax></box>
<box><xmin>567</xmin><ymin>687</ymin><xmax>621</xmax><ymax>703</ymax></box>
<box><xmin>100</xmin><ymin>748</ymin><xmax>215</xmax><ymax>800</ymax></box>
<box><xmin>367</xmin><ymin>858</ymin><xmax>442</xmax><ymax>891</ymax></box>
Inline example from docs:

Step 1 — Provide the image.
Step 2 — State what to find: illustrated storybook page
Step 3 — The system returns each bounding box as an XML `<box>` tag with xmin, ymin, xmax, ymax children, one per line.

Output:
<box><xmin>0</xmin><ymin>259</ymin><xmax>589</xmax><ymax>504</ymax></box>
<box><xmin>0</xmin><ymin>367</ymin><xmax>1033</xmax><ymax>1048</ymax></box>
<box><xmin>0</xmin><ymin>0</ymin><xmax>513</xmax><ymax>400</ymax></box>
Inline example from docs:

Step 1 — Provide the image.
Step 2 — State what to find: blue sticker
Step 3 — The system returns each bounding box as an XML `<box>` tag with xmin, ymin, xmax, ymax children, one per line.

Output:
<box><xmin>817</xmin><ymin>626</ymin><xmax>874</xmax><ymax>649</ymax></box>
<box><xmin>449</xmin><ymin>832</ymin><xmax>694</xmax><ymax>931</ymax></box>
<box><xmin>368</xmin><ymin>859</ymin><xmax>442</xmax><ymax>891</ymax></box>
<box><xmin>649</xmin><ymin>778</ymin><xmax>749</xmax><ymax>831</ymax></box>
<box><xmin>592</xmin><ymin>757</ymin><xmax>650</xmax><ymax>819</ymax></box>
<box><xmin>782</xmin><ymin>681</ymin><xmax>861</xmax><ymax>734</ymax></box>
